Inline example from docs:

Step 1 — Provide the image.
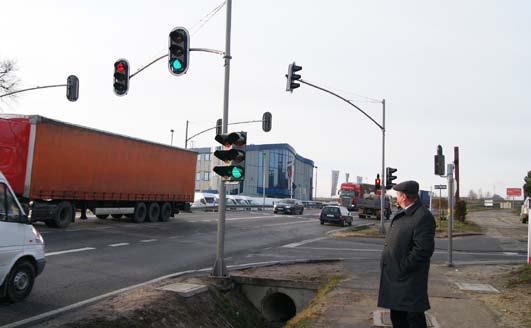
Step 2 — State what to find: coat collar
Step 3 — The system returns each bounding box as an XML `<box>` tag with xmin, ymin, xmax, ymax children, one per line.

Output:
<box><xmin>392</xmin><ymin>200</ymin><xmax>422</xmax><ymax>222</ymax></box>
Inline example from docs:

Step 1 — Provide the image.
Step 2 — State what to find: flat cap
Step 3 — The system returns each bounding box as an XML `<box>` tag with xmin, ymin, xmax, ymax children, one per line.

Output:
<box><xmin>393</xmin><ymin>180</ymin><xmax>419</xmax><ymax>195</ymax></box>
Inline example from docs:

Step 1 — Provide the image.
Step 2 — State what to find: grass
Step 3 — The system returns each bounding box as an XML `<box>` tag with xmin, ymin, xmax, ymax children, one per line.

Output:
<box><xmin>506</xmin><ymin>264</ymin><xmax>531</xmax><ymax>287</ymax></box>
<box><xmin>435</xmin><ymin>218</ymin><xmax>482</xmax><ymax>235</ymax></box>
<box><xmin>284</xmin><ymin>275</ymin><xmax>342</xmax><ymax>328</ymax></box>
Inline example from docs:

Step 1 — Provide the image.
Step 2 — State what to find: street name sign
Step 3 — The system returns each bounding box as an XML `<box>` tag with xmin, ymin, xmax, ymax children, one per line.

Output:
<box><xmin>434</xmin><ymin>185</ymin><xmax>447</xmax><ymax>190</ymax></box>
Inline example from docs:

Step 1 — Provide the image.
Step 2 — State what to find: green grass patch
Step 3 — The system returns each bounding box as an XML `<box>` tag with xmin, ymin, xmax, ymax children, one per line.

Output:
<box><xmin>435</xmin><ymin>218</ymin><xmax>482</xmax><ymax>235</ymax></box>
<box><xmin>506</xmin><ymin>264</ymin><xmax>531</xmax><ymax>287</ymax></box>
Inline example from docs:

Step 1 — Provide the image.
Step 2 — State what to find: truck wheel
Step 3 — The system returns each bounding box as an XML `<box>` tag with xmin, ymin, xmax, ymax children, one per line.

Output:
<box><xmin>132</xmin><ymin>202</ymin><xmax>147</xmax><ymax>223</ymax></box>
<box><xmin>146</xmin><ymin>203</ymin><xmax>160</xmax><ymax>223</ymax></box>
<box><xmin>6</xmin><ymin>261</ymin><xmax>35</xmax><ymax>302</ymax></box>
<box><xmin>47</xmin><ymin>202</ymin><xmax>73</xmax><ymax>228</ymax></box>
<box><xmin>159</xmin><ymin>203</ymin><xmax>172</xmax><ymax>222</ymax></box>
<box><xmin>96</xmin><ymin>214</ymin><xmax>109</xmax><ymax>219</ymax></box>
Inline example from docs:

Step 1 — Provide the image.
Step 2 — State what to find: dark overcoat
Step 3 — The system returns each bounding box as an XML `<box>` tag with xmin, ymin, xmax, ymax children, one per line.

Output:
<box><xmin>377</xmin><ymin>199</ymin><xmax>436</xmax><ymax>312</ymax></box>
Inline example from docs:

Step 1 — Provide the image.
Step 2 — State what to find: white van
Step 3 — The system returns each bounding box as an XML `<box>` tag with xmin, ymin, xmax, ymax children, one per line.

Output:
<box><xmin>0</xmin><ymin>171</ymin><xmax>45</xmax><ymax>302</ymax></box>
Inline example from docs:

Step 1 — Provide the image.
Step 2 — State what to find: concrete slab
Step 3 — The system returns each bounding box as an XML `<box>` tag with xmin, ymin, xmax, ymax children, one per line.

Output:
<box><xmin>455</xmin><ymin>282</ymin><xmax>500</xmax><ymax>293</ymax></box>
<box><xmin>157</xmin><ymin>282</ymin><xmax>208</xmax><ymax>297</ymax></box>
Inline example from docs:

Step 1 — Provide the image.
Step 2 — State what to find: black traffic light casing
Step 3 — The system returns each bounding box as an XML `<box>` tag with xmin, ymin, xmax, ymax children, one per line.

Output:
<box><xmin>434</xmin><ymin>145</ymin><xmax>445</xmax><ymax>176</ymax></box>
<box><xmin>286</xmin><ymin>62</ymin><xmax>302</xmax><ymax>92</ymax></box>
<box><xmin>213</xmin><ymin>132</ymin><xmax>247</xmax><ymax>182</ymax></box>
<box><xmin>386</xmin><ymin>167</ymin><xmax>397</xmax><ymax>190</ymax></box>
<box><xmin>262</xmin><ymin>112</ymin><xmax>272</xmax><ymax>132</ymax></box>
<box><xmin>168</xmin><ymin>27</ymin><xmax>190</xmax><ymax>76</ymax></box>
<box><xmin>66</xmin><ymin>75</ymin><xmax>79</xmax><ymax>102</ymax></box>
<box><xmin>375</xmin><ymin>174</ymin><xmax>381</xmax><ymax>190</ymax></box>
<box><xmin>113</xmin><ymin>59</ymin><xmax>130</xmax><ymax>96</ymax></box>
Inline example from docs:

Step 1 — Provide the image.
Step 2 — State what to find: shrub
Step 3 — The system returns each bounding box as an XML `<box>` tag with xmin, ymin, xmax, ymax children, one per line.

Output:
<box><xmin>455</xmin><ymin>200</ymin><xmax>467</xmax><ymax>222</ymax></box>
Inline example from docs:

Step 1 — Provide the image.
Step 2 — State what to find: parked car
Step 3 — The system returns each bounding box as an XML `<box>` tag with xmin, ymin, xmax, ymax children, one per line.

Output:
<box><xmin>319</xmin><ymin>205</ymin><xmax>353</xmax><ymax>227</ymax></box>
<box><xmin>0</xmin><ymin>171</ymin><xmax>46</xmax><ymax>302</ymax></box>
<box><xmin>273</xmin><ymin>199</ymin><xmax>304</xmax><ymax>215</ymax></box>
<box><xmin>521</xmin><ymin>196</ymin><xmax>529</xmax><ymax>224</ymax></box>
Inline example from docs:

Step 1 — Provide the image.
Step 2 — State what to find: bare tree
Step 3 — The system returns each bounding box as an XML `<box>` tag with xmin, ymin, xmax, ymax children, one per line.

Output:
<box><xmin>0</xmin><ymin>59</ymin><xmax>20</xmax><ymax>108</ymax></box>
<box><xmin>468</xmin><ymin>190</ymin><xmax>478</xmax><ymax>200</ymax></box>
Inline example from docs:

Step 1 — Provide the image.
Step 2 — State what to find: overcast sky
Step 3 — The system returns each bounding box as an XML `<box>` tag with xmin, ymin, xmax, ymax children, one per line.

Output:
<box><xmin>1</xmin><ymin>0</ymin><xmax>530</xmax><ymax>199</ymax></box>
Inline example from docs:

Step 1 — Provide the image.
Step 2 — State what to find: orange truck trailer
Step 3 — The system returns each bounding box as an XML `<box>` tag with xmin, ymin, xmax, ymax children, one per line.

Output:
<box><xmin>0</xmin><ymin>114</ymin><xmax>196</xmax><ymax>228</ymax></box>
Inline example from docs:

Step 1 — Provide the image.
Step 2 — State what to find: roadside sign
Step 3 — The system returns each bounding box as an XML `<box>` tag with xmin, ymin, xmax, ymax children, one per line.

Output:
<box><xmin>434</xmin><ymin>185</ymin><xmax>447</xmax><ymax>190</ymax></box>
<box><xmin>506</xmin><ymin>188</ymin><xmax>522</xmax><ymax>196</ymax></box>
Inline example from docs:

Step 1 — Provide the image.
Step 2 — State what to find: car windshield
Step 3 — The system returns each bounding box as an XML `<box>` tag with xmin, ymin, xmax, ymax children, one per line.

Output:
<box><xmin>322</xmin><ymin>207</ymin><xmax>340</xmax><ymax>215</ymax></box>
<box><xmin>282</xmin><ymin>200</ymin><xmax>296</xmax><ymax>204</ymax></box>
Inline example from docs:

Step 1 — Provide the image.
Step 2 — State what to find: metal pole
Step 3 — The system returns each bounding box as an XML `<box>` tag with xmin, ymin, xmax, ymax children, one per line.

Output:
<box><xmin>379</xmin><ymin>99</ymin><xmax>386</xmax><ymax>234</ymax></box>
<box><xmin>447</xmin><ymin>164</ymin><xmax>454</xmax><ymax>266</ymax></box>
<box><xmin>185</xmin><ymin>120</ymin><xmax>189</xmax><ymax>149</ymax></box>
<box><xmin>314</xmin><ymin>166</ymin><xmax>318</xmax><ymax>200</ymax></box>
<box><xmin>170</xmin><ymin>129</ymin><xmax>174</xmax><ymax>146</ymax></box>
<box><xmin>212</xmin><ymin>0</ymin><xmax>232</xmax><ymax>278</ymax></box>
<box><xmin>262</xmin><ymin>152</ymin><xmax>266</xmax><ymax>208</ymax></box>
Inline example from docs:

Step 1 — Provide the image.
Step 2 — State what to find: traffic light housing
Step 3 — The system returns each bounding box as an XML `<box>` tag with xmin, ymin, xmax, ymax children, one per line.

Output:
<box><xmin>375</xmin><ymin>174</ymin><xmax>381</xmax><ymax>190</ymax></box>
<box><xmin>213</xmin><ymin>132</ymin><xmax>247</xmax><ymax>181</ymax></box>
<box><xmin>262</xmin><ymin>112</ymin><xmax>272</xmax><ymax>132</ymax></box>
<box><xmin>386</xmin><ymin>167</ymin><xmax>397</xmax><ymax>190</ymax></box>
<box><xmin>168</xmin><ymin>27</ymin><xmax>190</xmax><ymax>76</ymax></box>
<box><xmin>286</xmin><ymin>62</ymin><xmax>302</xmax><ymax>92</ymax></box>
<box><xmin>113</xmin><ymin>59</ymin><xmax>130</xmax><ymax>96</ymax></box>
<box><xmin>66</xmin><ymin>75</ymin><xmax>79</xmax><ymax>102</ymax></box>
<box><xmin>434</xmin><ymin>145</ymin><xmax>445</xmax><ymax>175</ymax></box>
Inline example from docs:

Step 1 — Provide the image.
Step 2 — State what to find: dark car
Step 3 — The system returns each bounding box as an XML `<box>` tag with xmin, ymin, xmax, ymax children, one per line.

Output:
<box><xmin>273</xmin><ymin>199</ymin><xmax>304</xmax><ymax>215</ymax></box>
<box><xmin>319</xmin><ymin>206</ymin><xmax>353</xmax><ymax>226</ymax></box>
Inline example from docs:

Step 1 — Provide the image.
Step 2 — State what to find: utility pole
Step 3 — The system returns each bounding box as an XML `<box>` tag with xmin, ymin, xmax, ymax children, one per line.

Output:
<box><xmin>212</xmin><ymin>0</ymin><xmax>232</xmax><ymax>278</ymax></box>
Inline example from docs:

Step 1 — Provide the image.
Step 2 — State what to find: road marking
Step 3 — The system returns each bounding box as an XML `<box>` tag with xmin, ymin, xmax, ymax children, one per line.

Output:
<box><xmin>140</xmin><ymin>239</ymin><xmax>158</xmax><ymax>243</ymax></box>
<box><xmin>263</xmin><ymin>220</ymin><xmax>315</xmax><ymax>227</ymax></box>
<box><xmin>109</xmin><ymin>243</ymin><xmax>130</xmax><ymax>247</ymax></box>
<box><xmin>197</xmin><ymin>215</ymin><xmax>285</xmax><ymax>223</ymax></box>
<box><xmin>46</xmin><ymin>247</ymin><xmax>96</xmax><ymax>257</ymax></box>
<box><xmin>281</xmin><ymin>237</ymin><xmax>327</xmax><ymax>248</ymax></box>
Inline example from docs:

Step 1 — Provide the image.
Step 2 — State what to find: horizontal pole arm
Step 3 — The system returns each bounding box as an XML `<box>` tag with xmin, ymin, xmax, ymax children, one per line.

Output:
<box><xmin>0</xmin><ymin>84</ymin><xmax>66</xmax><ymax>98</ymax></box>
<box><xmin>187</xmin><ymin>119</ymin><xmax>263</xmax><ymax>143</ymax></box>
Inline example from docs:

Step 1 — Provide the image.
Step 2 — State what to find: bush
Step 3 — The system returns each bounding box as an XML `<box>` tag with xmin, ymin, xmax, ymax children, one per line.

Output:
<box><xmin>455</xmin><ymin>200</ymin><xmax>467</xmax><ymax>222</ymax></box>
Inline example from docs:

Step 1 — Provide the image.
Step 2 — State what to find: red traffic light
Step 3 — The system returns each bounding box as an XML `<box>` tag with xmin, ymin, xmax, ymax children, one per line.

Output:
<box><xmin>115</xmin><ymin>62</ymin><xmax>125</xmax><ymax>72</ymax></box>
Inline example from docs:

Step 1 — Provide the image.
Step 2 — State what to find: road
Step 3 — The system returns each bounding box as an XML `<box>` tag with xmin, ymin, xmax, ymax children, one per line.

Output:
<box><xmin>0</xmin><ymin>209</ymin><xmax>527</xmax><ymax>327</ymax></box>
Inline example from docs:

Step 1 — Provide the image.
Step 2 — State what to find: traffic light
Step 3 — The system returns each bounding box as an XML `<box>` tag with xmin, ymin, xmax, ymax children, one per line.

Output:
<box><xmin>434</xmin><ymin>145</ymin><xmax>445</xmax><ymax>176</ymax></box>
<box><xmin>262</xmin><ymin>112</ymin><xmax>272</xmax><ymax>132</ymax></box>
<box><xmin>213</xmin><ymin>132</ymin><xmax>247</xmax><ymax>181</ymax></box>
<box><xmin>168</xmin><ymin>27</ymin><xmax>190</xmax><ymax>76</ymax></box>
<box><xmin>386</xmin><ymin>167</ymin><xmax>397</xmax><ymax>190</ymax></box>
<box><xmin>286</xmin><ymin>62</ymin><xmax>302</xmax><ymax>92</ymax></box>
<box><xmin>66</xmin><ymin>75</ymin><xmax>79</xmax><ymax>102</ymax></box>
<box><xmin>375</xmin><ymin>174</ymin><xmax>381</xmax><ymax>190</ymax></box>
<box><xmin>113</xmin><ymin>59</ymin><xmax>130</xmax><ymax>96</ymax></box>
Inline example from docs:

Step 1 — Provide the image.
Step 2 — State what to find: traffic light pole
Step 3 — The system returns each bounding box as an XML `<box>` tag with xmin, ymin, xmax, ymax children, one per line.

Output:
<box><xmin>185</xmin><ymin>118</ymin><xmax>264</xmax><ymax>149</ymax></box>
<box><xmin>298</xmin><ymin>79</ymin><xmax>387</xmax><ymax>234</ymax></box>
<box><xmin>0</xmin><ymin>84</ymin><xmax>67</xmax><ymax>98</ymax></box>
<box><xmin>212</xmin><ymin>0</ymin><xmax>232</xmax><ymax>278</ymax></box>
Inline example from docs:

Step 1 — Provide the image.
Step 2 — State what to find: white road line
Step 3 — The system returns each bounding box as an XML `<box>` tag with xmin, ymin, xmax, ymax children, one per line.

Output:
<box><xmin>197</xmin><ymin>215</ymin><xmax>286</xmax><ymax>223</ymax></box>
<box><xmin>263</xmin><ymin>220</ymin><xmax>315</xmax><ymax>227</ymax></box>
<box><xmin>46</xmin><ymin>247</ymin><xmax>96</xmax><ymax>257</ymax></box>
<box><xmin>140</xmin><ymin>239</ymin><xmax>158</xmax><ymax>243</ymax></box>
<box><xmin>281</xmin><ymin>237</ymin><xmax>327</xmax><ymax>248</ymax></box>
<box><xmin>109</xmin><ymin>243</ymin><xmax>130</xmax><ymax>247</ymax></box>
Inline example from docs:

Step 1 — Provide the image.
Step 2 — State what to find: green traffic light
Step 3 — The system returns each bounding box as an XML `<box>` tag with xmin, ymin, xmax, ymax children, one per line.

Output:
<box><xmin>172</xmin><ymin>59</ymin><xmax>183</xmax><ymax>70</ymax></box>
<box><xmin>231</xmin><ymin>167</ymin><xmax>242</xmax><ymax>179</ymax></box>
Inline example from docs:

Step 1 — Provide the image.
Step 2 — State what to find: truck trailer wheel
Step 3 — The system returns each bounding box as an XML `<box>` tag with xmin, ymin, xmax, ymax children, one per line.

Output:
<box><xmin>6</xmin><ymin>261</ymin><xmax>35</xmax><ymax>302</ymax></box>
<box><xmin>46</xmin><ymin>201</ymin><xmax>74</xmax><ymax>228</ymax></box>
<box><xmin>132</xmin><ymin>202</ymin><xmax>147</xmax><ymax>223</ymax></box>
<box><xmin>159</xmin><ymin>202</ymin><xmax>172</xmax><ymax>222</ymax></box>
<box><xmin>146</xmin><ymin>203</ymin><xmax>160</xmax><ymax>223</ymax></box>
<box><xmin>96</xmin><ymin>214</ymin><xmax>109</xmax><ymax>219</ymax></box>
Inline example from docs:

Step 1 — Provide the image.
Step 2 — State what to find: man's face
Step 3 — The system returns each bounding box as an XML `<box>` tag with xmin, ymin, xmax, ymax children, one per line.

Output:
<box><xmin>396</xmin><ymin>191</ymin><xmax>406</xmax><ymax>208</ymax></box>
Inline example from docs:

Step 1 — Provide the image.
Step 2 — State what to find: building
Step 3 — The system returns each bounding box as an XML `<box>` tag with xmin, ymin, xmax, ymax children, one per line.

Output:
<box><xmin>191</xmin><ymin>144</ymin><xmax>315</xmax><ymax>200</ymax></box>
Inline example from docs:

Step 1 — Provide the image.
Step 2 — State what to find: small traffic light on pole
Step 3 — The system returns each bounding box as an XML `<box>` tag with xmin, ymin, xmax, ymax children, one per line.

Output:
<box><xmin>434</xmin><ymin>145</ymin><xmax>445</xmax><ymax>176</ymax></box>
<box><xmin>168</xmin><ymin>27</ymin><xmax>190</xmax><ymax>76</ymax></box>
<box><xmin>286</xmin><ymin>62</ymin><xmax>302</xmax><ymax>92</ymax></box>
<box><xmin>386</xmin><ymin>167</ymin><xmax>397</xmax><ymax>189</ymax></box>
<box><xmin>213</xmin><ymin>132</ymin><xmax>247</xmax><ymax>181</ymax></box>
<box><xmin>113</xmin><ymin>59</ymin><xmax>130</xmax><ymax>96</ymax></box>
<box><xmin>262</xmin><ymin>112</ymin><xmax>272</xmax><ymax>132</ymax></box>
<box><xmin>66</xmin><ymin>75</ymin><xmax>79</xmax><ymax>102</ymax></box>
<box><xmin>375</xmin><ymin>174</ymin><xmax>381</xmax><ymax>190</ymax></box>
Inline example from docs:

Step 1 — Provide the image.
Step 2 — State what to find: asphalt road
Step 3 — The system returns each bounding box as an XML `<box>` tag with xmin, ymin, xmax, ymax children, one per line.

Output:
<box><xmin>0</xmin><ymin>209</ymin><xmax>527</xmax><ymax>327</ymax></box>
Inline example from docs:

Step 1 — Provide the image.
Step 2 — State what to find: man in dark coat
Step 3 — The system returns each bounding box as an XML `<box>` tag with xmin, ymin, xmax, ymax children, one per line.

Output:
<box><xmin>378</xmin><ymin>180</ymin><xmax>436</xmax><ymax>328</ymax></box>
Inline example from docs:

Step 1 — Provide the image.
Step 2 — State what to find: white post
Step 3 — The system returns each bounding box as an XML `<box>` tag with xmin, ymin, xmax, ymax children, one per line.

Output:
<box><xmin>262</xmin><ymin>151</ymin><xmax>266</xmax><ymax>208</ymax></box>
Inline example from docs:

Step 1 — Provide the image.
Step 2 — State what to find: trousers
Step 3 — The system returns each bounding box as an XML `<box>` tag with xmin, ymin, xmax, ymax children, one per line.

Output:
<box><xmin>390</xmin><ymin>310</ymin><xmax>427</xmax><ymax>328</ymax></box>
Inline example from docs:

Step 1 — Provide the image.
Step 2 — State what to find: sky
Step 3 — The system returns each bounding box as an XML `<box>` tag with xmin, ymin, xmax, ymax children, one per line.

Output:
<box><xmin>1</xmin><ymin>0</ymin><xmax>530</xmax><ymax>200</ymax></box>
